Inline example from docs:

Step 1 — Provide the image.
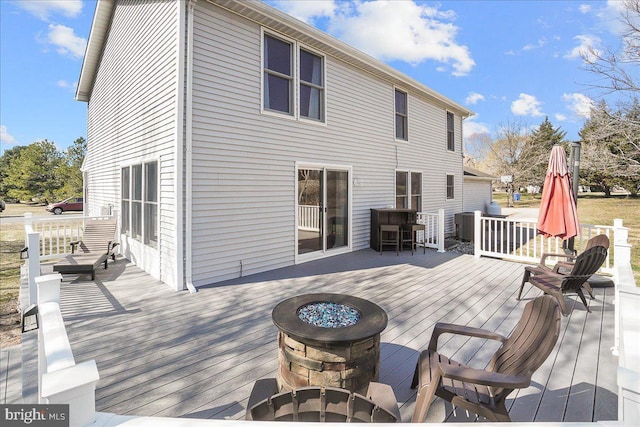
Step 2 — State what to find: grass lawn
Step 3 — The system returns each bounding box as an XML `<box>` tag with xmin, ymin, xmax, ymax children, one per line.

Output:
<box><xmin>493</xmin><ymin>191</ymin><xmax>640</xmax><ymax>283</ymax></box>
<box><xmin>1</xmin><ymin>203</ymin><xmax>48</xmax><ymax>346</ymax></box>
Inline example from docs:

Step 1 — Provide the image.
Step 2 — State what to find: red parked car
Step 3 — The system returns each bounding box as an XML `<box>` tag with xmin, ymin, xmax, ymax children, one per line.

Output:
<box><xmin>46</xmin><ymin>197</ymin><xmax>84</xmax><ymax>215</ymax></box>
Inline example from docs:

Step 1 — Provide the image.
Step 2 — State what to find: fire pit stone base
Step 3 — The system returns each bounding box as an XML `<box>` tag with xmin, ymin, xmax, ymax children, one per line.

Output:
<box><xmin>278</xmin><ymin>331</ymin><xmax>380</xmax><ymax>394</ymax></box>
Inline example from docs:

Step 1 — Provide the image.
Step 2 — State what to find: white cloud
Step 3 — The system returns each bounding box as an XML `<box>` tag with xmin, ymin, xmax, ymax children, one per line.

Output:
<box><xmin>555</xmin><ymin>113</ymin><xmax>567</xmax><ymax>122</ymax></box>
<box><xmin>1</xmin><ymin>125</ymin><xmax>17</xmax><ymax>145</ymax></box>
<box><xmin>57</xmin><ymin>80</ymin><xmax>78</xmax><ymax>92</ymax></box>
<box><xmin>47</xmin><ymin>24</ymin><xmax>87</xmax><ymax>58</ymax></box>
<box><xmin>274</xmin><ymin>0</ymin><xmax>336</xmax><ymax>23</ymax></box>
<box><xmin>17</xmin><ymin>0</ymin><xmax>82</xmax><ymax>21</ymax></box>
<box><xmin>564</xmin><ymin>34</ymin><xmax>601</xmax><ymax>62</ymax></box>
<box><xmin>523</xmin><ymin>38</ymin><xmax>546</xmax><ymax>51</ymax></box>
<box><xmin>324</xmin><ymin>1</ymin><xmax>474</xmax><ymax>76</ymax></box>
<box><xmin>463</xmin><ymin>116</ymin><xmax>490</xmax><ymax>137</ymax></box>
<box><xmin>465</xmin><ymin>92</ymin><xmax>485</xmax><ymax>105</ymax></box>
<box><xmin>578</xmin><ymin>4</ymin><xmax>591</xmax><ymax>14</ymax></box>
<box><xmin>511</xmin><ymin>93</ymin><xmax>544</xmax><ymax>117</ymax></box>
<box><xmin>562</xmin><ymin>93</ymin><xmax>594</xmax><ymax>118</ymax></box>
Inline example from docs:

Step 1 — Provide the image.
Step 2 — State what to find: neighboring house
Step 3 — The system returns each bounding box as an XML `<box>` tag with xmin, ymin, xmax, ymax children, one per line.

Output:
<box><xmin>463</xmin><ymin>166</ymin><xmax>497</xmax><ymax>213</ymax></box>
<box><xmin>76</xmin><ymin>0</ymin><xmax>473</xmax><ymax>291</ymax></box>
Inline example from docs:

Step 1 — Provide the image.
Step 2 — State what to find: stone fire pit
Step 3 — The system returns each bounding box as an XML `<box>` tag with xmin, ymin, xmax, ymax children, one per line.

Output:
<box><xmin>272</xmin><ymin>293</ymin><xmax>388</xmax><ymax>394</ymax></box>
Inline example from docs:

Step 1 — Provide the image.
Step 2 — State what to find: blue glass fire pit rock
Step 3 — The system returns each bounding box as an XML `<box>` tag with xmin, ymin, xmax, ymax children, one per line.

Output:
<box><xmin>297</xmin><ymin>302</ymin><xmax>361</xmax><ymax>328</ymax></box>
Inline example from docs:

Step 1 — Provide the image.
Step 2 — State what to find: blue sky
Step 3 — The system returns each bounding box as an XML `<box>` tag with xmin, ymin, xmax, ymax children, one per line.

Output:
<box><xmin>0</xmin><ymin>0</ymin><xmax>628</xmax><ymax>154</ymax></box>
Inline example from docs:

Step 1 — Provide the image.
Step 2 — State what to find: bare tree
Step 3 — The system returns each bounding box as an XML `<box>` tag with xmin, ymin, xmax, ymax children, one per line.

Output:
<box><xmin>583</xmin><ymin>0</ymin><xmax>640</xmax><ymax>96</ymax></box>
<box><xmin>482</xmin><ymin>120</ymin><xmax>540</xmax><ymax>191</ymax></box>
<box><xmin>580</xmin><ymin>0</ymin><xmax>640</xmax><ymax>195</ymax></box>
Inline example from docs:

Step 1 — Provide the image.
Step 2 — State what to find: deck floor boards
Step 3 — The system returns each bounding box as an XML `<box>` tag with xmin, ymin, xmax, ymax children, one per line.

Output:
<box><xmin>32</xmin><ymin>248</ymin><xmax>618</xmax><ymax>422</ymax></box>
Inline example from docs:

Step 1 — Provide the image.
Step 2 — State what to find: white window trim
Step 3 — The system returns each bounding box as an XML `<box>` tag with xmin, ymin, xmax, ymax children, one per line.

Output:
<box><xmin>297</xmin><ymin>43</ymin><xmax>327</xmax><ymax>126</ymax></box>
<box><xmin>395</xmin><ymin>169</ymin><xmax>422</xmax><ymax>209</ymax></box>
<box><xmin>394</xmin><ymin>87</ymin><xmax>409</xmax><ymax>142</ymax></box>
<box><xmin>261</xmin><ymin>29</ymin><xmax>327</xmax><ymax>125</ymax></box>
<box><xmin>446</xmin><ymin>110</ymin><xmax>455</xmax><ymax>152</ymax></box>
<box><xmin>120</xmin><ymin>158</ymin><xmax>160</xmax><ymax>248</ymax></box>
<box><xmin>261</xmin><ymin>29</ymin><xmax>296</xmax><ymax>121</ymax></box>
<box><xmin>446</xmin><ymin>173</ymin><xmax>455</xmax><ymax>200</ymax></box>
<box><xmin>294</xmin><ymin>161</ymin><xmax>353</xmax><ymax>265</ymax></box>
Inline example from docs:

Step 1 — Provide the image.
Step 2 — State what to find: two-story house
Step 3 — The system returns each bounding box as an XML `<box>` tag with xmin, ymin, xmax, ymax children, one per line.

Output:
<box><xmin>76</xmin><ymin>0</ymin><xmax>473</xmax><ymax>291</ymax></box>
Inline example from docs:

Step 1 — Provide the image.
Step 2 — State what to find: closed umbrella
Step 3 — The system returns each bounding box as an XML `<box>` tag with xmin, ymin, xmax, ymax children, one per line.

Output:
<box><xmin>537</xmin><ymin>145</ymin><xmax>580</xmax><ymax>239</ymax></box>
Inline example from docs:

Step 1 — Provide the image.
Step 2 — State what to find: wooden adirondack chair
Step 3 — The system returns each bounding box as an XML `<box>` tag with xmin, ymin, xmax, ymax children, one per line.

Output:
<box><xmin>533</xmin><ymin>234</ymin><xmax>610</xmax><ymax>299</ymax></box>
<box><xmin>518</xmin><ymin>245</ymin><xmax>608</xmax><ymax>316</ymax></box>
<box><xmin>53</xmin><ymin>218</ymin><xmax>119</xmax><ymax>280</ymax></box>
<box><xmin>411</xmin><ymin>295</ymin><xmax>561</xmax><ymax>423</ymax></box>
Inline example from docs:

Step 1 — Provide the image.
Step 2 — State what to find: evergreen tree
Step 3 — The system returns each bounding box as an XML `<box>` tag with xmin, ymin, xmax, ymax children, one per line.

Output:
<box><xmin>2</xmin><ymin>140</ymin><xmax>63</xmax><ymax>202</ymax></box>
<box><xmin>55</xmin><ymin>137</ymin><xmax>86</xmax><ymax>199</ymax></box>
<box><xmin>0</xmin><ymin>145</ymin><xmax>27</xmax><ymax>199</ymax></box>
<box><xmin>521</xmin><ymin>117</ymin><xmax>568</xmax><ymax>188</ymax></box>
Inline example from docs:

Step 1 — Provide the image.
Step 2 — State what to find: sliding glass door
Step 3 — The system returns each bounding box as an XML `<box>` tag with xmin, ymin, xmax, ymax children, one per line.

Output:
<box><xmin>297</xmin><ymin>165</ymin><xmax>350</xmax><ymax>259</ymax></box>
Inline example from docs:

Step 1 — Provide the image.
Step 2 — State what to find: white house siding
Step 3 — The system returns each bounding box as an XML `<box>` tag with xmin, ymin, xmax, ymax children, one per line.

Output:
<box><xmin>463</xmin><ymin>180</ymin><xmax>492</xmax><ymax>213</ymax></box>
<box><xmin>82</xmin><ymin>0</ymin><xmax>179</xmax><ymax>287</ymax></box>
<box><xmin>189</xmin><ymin>2</ymin><xmax>465</xmax><ymax>286</ymax></box>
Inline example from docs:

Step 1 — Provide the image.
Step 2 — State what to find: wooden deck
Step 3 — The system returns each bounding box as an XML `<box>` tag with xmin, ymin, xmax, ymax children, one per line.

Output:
<box><xmin>43</xmin><ymin>248</ymin><xmax>617</xmax><ymax>422</ymax></box>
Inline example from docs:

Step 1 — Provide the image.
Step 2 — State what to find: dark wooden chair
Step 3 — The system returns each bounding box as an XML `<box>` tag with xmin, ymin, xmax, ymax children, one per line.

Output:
<box><xmin>53</xmin><ymin>218</ymin><xmax>119</xmax><ymax>280</ymax></box>
<box><xmin>534</xmin><ymin>234</ymin><xmax>610</xmax><ymax>299</ymax></box>
<box><xmin>247</xmin><ymin>378</ymin><xmax>400</xmax><ymax>422</ymax></box>
<box><xmin>379</xmin><ymin>224</ymin><xmax>400</xmax><ymax>255</ymax></box>
<box><xmin>518</xmin><ymin>245</ymin><xmax>608</xmax><ymax>315</ymax></box>
<box><xmin>401</xmin><ymin>223</ymin><xmax>426</xmax><ymax>255</ymax></box>
<box><xmin>411</xmin><ymin>295</ymin><xmax>561</xmax><ymax>422</ymax></box>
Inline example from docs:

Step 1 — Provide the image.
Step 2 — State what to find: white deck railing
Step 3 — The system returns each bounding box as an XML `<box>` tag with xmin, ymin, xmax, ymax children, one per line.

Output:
<box><xmin>472</xmin><ymin>210</ymin><xmax>615</xmax><ymax>273</ymax></box>
<box><xmin>23</xmin><ymin>213</ymin><xmax>114</xmax><ymax>261</ymax></box>
<box><xmin>416</xmin><ymin>209</ymin><xmax>445</xmax><ymax>252</ymax></box>
<box><xmin>297</xmin><ymin>205</ymin><xmax>321</xmax><ymax>232</ymax></box>
<box><xmin>35</xmin><ymin>273</ymin><xmax>100</xmax><ymax>427</ymax></box>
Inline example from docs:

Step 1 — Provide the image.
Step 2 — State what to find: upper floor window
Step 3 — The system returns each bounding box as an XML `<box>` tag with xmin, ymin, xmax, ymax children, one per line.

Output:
<box><xmin>447</xmin><ymin>111</ymin><xmax>455</xmax><ymax>151</ymax></box>
<box><xmin>263</xmin><ymin>32</ymin><xmax>325</xmax><ymax>122</ymax></box>
<box><xmin>299</xmin><ymin>49</ymin><xmax>324</xmax><ymax>121</ymax></box>
<box><xmin>446</xmin><ymin>174</ymin><xmax>455</xmax><ymax>199</ymax></box>
<box><xmin>263</xmin><ymin>34</ymin><xmax>293</xmax><ymax>115</ymax></box>
<box><xmin>395</xmin><ymin>89</ymin><xmax>408</xmax><ymax>140</ymax></box>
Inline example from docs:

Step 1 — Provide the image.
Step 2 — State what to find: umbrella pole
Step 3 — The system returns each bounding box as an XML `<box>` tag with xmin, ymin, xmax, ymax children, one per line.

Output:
<box><xmin>566</xmin><ymin>141</ymin><xmax>582</xmax><ymax>253</ymax></box>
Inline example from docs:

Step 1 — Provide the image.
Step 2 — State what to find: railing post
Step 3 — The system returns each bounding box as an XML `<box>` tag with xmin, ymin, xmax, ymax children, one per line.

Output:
<box><xmin>613</xmin><ymin>219</ymin><xmax>631</xmax><ymax>267</ymax></box>
<box><xmin>36</xmin><ymin>274</ymin><xmax>62</xmax><ymax>409</ymax></box>
<box><xmin>473</xmin><ymin>210</ymin><xmax>481</xmax><ymax>258</ymax></box>
<box><xmin>437</xmin><ymin>208</ymin><xmax>445</xmax><ymax>252</ymax></box>
<box><xmin>24</xmin><ymin>213</ymin><xmax>41</xmax><ymax>306</ymax></box>
<box><xmin>613</xmin><ymin>218</ymin><xmax>632</xmax><ymax>357</ymax></box>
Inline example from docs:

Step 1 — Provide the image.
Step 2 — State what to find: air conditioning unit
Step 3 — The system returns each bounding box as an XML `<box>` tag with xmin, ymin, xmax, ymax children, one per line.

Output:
<box><xmin>454</xmin><ymin>212</ymin><xmax>475</xmax><ymax>241</ymax></box>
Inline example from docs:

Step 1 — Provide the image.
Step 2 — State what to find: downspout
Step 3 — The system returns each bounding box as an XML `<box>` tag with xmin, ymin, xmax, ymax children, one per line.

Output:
<box><xmin>175</xmin><ymin>0</ymin><xmax>186</xmax><ymax>291</ymax></box>
<box><xmin>184</xmin><ymin>0</ymin><xmax>196</xmax><ymax>293</ymax></box>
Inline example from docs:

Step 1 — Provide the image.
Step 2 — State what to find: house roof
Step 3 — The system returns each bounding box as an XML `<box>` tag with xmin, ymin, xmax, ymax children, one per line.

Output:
<box><xmin>76</xmin><ymin>0</ymin><xmax>475</xmax><ymax>117</ymax></box>
<box><xmin>463</xmin><ymin>166</ymin><xmax>497</xmax><ymax>181</ymax></box>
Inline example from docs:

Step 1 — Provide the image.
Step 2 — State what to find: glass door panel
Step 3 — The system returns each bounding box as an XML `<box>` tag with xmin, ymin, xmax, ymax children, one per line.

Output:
<box><xmin>326</xmin><ymin>170</ymin><xmax>349</xmax><ymax>250</ymax></box>
<box><xmin>297</xmin><ymin>166</ymin><xmax>350</xmax><ymax>258</ymax></box>
<box><xmin>297</xmin><ymin>169</ymin><xmax>323</xmax><ymax>254</ymax></box>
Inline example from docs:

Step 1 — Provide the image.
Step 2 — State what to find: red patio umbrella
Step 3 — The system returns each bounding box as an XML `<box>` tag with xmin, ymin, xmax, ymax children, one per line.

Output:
<box><xmin>537</xmin><ymin>145</ymin><xmax>580</xmax><ymax>239</ymax></box>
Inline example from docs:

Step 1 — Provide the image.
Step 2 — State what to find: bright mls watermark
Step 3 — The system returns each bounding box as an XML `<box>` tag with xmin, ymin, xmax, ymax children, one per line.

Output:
<box><xmin>1</xmin><ymin>405</ymin><xmax>69</xmax><ymax>426</ymax></box>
